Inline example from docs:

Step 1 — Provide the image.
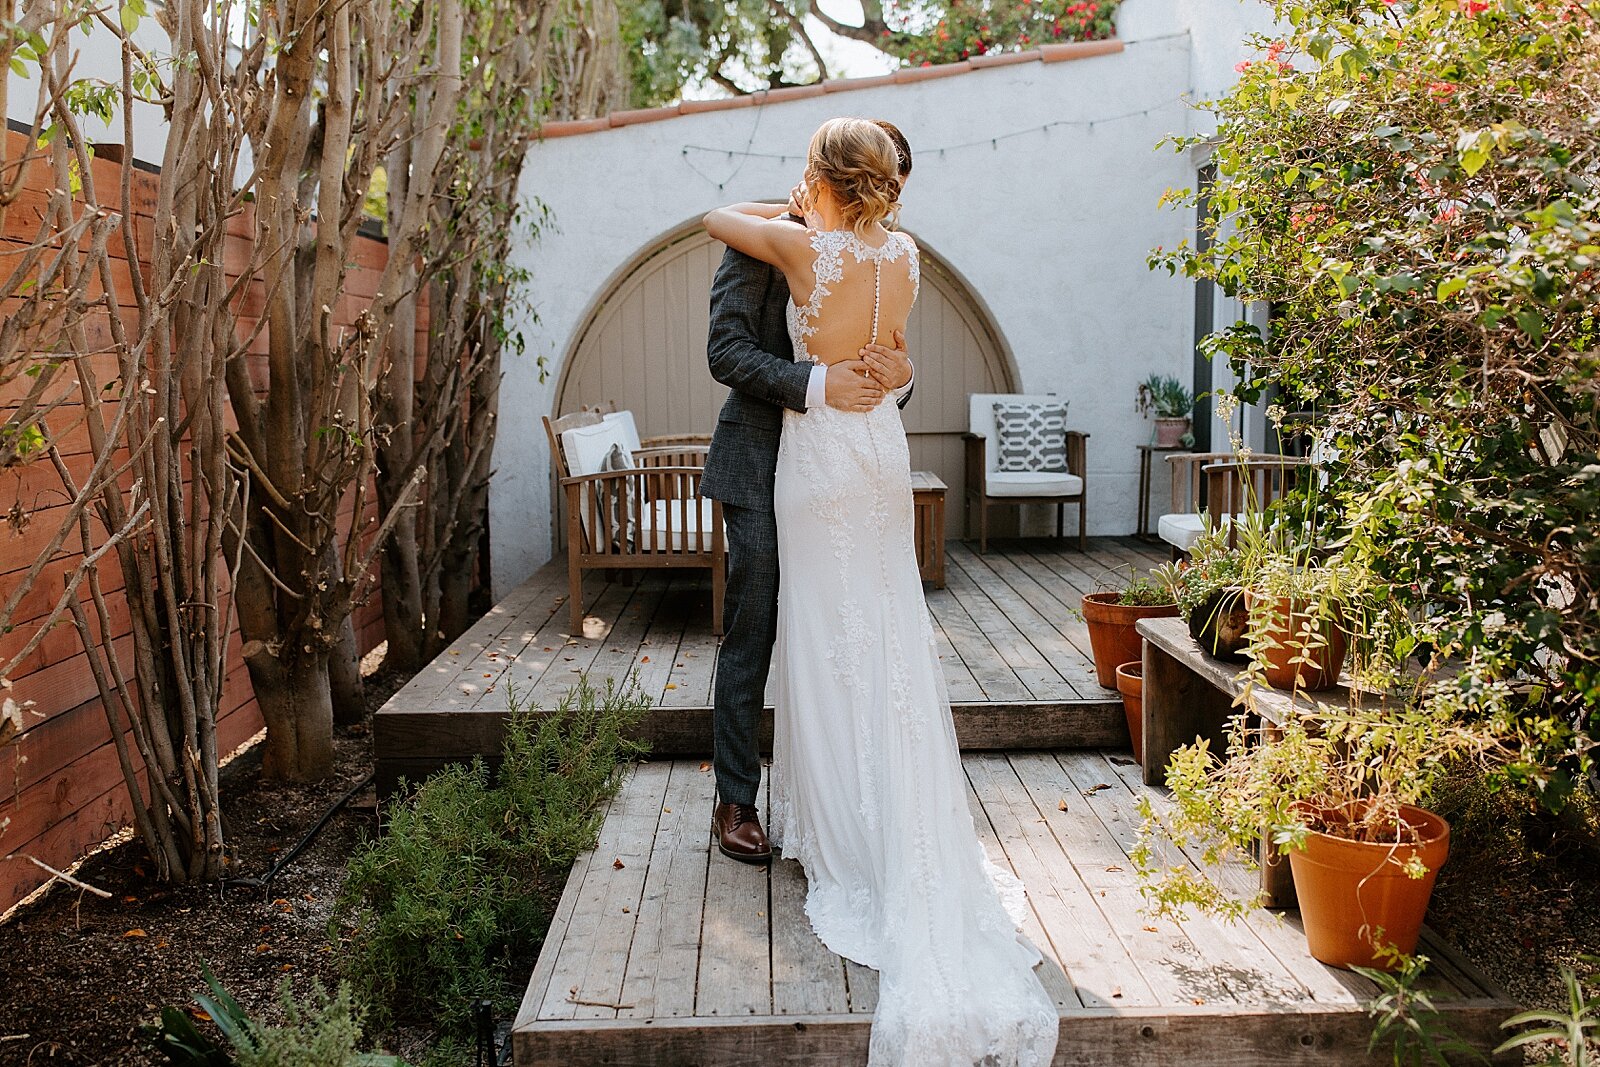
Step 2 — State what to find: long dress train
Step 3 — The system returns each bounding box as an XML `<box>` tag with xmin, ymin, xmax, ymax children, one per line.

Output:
<box><xmin>767</xmin><ymin>228</ymin><xmax>1059</xmax><ymax>1067</ymax></box>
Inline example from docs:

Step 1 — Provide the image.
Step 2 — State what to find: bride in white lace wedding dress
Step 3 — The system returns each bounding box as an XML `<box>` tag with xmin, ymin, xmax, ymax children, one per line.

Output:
<box><xmin>703</xmin><ymin>118</ymin><xmax>1059</xmax><ymax>1067</ymax></box>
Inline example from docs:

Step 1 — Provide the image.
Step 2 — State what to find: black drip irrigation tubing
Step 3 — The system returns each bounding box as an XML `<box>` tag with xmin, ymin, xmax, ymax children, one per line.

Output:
<box><xmin>223</xmin><ymin>771</ymin><xmax>375</xmax><ymax>892</ymax></box>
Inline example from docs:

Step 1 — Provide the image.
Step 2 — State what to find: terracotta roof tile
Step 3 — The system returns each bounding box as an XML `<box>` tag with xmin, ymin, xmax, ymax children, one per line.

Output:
<box><xmin>755</xmin><ymin>84</ymin><xmax>829</xmax><ymax>104</ymax></box>
<box><xmin>893</xmin><ymin>60</ymin><xmax>975</xmax><ymax>84</ymax></box>
<box><xmin>1040</xmin><ymin>39</ymin><xmax>1121</xmax><ymax>63</ymax></box>
<box><xmin>824</xmin><ymin>73</ymin><xmax>897</xmax><ymax>92</ymax></box>
<box><xmin>679</xmin><ymin>95</ymin><xmax>757</xmax><ymax>115</ymax></box>
<box><xmin>539</xmin><ymin>116</ymin><xmax>612</xmax><ymax>138</ymax></box>
<box><xmin>968</xmin><ymin>49</ymin><xmax>1042</xmax><ymax>69</ymax></box>
<box><xmin>536</xmin><ymin>39</ymin><xmax>1125</xmax><ymax>140</ymax></box>
<box><xmin>609</xmin><ymin>104</ymin><xmax>682</xmax><ymax>128</ymax></box>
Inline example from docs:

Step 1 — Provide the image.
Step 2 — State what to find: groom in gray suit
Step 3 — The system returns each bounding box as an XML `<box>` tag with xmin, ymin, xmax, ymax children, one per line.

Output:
<box><xmin>701</xmin><ymin>121</ymin><xmax>915</xmax><ymax>863</ymax></box>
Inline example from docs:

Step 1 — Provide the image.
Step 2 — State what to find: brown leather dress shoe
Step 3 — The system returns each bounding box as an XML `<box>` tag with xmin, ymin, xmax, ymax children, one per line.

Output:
<box><xmin>711</xmin><ymin>801</ymin><xmax>772</xmax><ymax>864</ymax></box>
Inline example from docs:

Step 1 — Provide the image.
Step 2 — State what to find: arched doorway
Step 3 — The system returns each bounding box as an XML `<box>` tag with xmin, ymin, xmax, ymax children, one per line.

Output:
<box><xmin>554</xmin><ymin>222</ymin><xmax>1017</xmax><ymax>535</ymax></box>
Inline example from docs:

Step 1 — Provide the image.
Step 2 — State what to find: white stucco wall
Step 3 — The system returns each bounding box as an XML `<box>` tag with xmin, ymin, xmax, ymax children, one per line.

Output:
<box><xmin>490</xmin><ymin>0</ymin><xmax>1281</xmax><ymax>595</ymax></box>
<box><xmin>4</xmin><ymin>18</ymin><xmax>170</xmax><ymax>164</ymax></box>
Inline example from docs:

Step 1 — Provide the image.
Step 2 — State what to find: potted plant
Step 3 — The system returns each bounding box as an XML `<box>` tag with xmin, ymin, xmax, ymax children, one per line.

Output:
<box><xmin>1174</xmin><ymin>522</ymin><xmax>1251</xmax><ymax>661</ymax></box>
<box><xmin>1243</xmin><ymin>552</ymin><xmax>1361</xmax><ymax>692</ymax></box>
<box><xmin>1136</xmin><ymin>374</ymin><xmax>1195</xmax><ymax>449</ymax></box>
<box><xmin>1080</xmin><ymin>566</ymin><xmax>1181</xmax><ymax>690</ymax></box>
<box><xmin>1132</xmin><ymin>692</ymin><xmax>1480</xmax><ymax>971</ymax></box>
<box><xmin>1114</xmin><ymin>661</ymin><xmax>1144</xmax><ymax>766</ymax></box>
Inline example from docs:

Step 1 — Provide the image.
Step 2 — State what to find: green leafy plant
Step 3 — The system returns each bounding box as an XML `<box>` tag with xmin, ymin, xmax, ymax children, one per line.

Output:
<box><xmin>1173</xmin><ymin>520</ymin><xmax>1250</xmax><ymax>619</ymax></box>
<box><xmin>149</xmin><ymin>965</ymin><xmax>404</xmax><ymax>1067</ymax></box>
<box><xmin>334</xmin><ymin>676</ymin><xmax>650</xmax><ymax>1038</ymax></box>
<box><xmin>1496</xmin><ymin>955</ymin><xmax>1600</xmax><ymax>1065</ymax></box>
<box><xmin>1151</xmin><ymin>0</ymin><xmax>1600</xmax><ymax>803</ymax></box>
<box><xmin>1113</xmin><ymin>563</ymin><xmax>1181</xmax><ymax>607</ymax></box>
<box><xmin>1357</xmin><ymin>948</ymin><xmax>1487</xmax><ymax>1066</ymax></box>
<box><xmin>1136</xmin><ymin>374</ymin><xmax>1194</xmax><ymax>420</ymax></box>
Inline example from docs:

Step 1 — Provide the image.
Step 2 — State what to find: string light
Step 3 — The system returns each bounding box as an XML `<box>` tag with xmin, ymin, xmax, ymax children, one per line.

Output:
<box><xmin>678</xmin><ymin>98</ymin><xmax>1181</xmax><ymax>187</ymax></box>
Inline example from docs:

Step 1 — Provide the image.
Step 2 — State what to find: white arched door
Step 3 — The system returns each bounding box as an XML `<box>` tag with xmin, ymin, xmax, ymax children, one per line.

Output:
<box><xmin>556</xmin><ymin>225</ymin><xmax>1016</xmax><ymax>535</ymax></box>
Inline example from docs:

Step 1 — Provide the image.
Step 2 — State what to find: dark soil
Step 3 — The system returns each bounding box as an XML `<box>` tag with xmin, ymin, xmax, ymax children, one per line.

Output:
<box><xmin>0</xmin><ymin>658</ymin><xmax>414</xmax><ymax>1067</ymax></box>
<box><xmin>1426</xmin><ymin>771</ymin><xmax>1600</xmax><ymax>1034</ymax></box>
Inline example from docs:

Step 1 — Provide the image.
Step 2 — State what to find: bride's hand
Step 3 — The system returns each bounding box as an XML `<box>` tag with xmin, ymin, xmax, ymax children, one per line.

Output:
<box><xmin>788</xmin><ymin>181</ymin><xmax>822</xmax><ymax>227</ymax></box>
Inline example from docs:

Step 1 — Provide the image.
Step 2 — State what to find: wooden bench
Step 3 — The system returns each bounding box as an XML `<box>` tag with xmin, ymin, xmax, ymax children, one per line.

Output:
<box><xmin>1136</xmin><ymin>615</ymin><xmax>1400</xmax><ymax>906</ymax></box>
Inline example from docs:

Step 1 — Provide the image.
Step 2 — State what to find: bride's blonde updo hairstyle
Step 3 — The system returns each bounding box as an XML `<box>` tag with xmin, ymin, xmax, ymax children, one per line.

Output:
<box><xmin>806</xmin><ymin>117</ymin><xmax>902</xmax><ymax>236</ymax></box>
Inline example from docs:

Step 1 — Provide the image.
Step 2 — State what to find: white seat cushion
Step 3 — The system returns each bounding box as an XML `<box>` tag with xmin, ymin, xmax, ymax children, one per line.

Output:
<box><xmin>1158</xmin><ymin>512</ymin><xmax>1246</xmax><ymax>552</ymax></box>
<box><xmin>641</xmin><ymin>498</ymin><xmax>720</xmax><ymax>552</ymax></box>
<box><xmin>985</xmin><ymin>471</ymin><xmax>1083</xmax><ymax>498</ymax></box>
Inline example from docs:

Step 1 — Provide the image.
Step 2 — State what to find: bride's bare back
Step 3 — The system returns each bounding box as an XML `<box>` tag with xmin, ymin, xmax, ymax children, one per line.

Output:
<box><xmin>786</xmin><ymin>227</ymin><xmax>919</xmax><ymax>367</ymax></box>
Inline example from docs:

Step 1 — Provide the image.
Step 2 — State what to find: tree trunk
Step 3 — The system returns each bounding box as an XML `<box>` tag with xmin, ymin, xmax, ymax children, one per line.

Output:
<box><xmin>329</xmin><ymin>612</ymin><xmax>366</xmax><ymax>727</ymax></box>
<box><xmin>251</xmin><ymin>653</ymin><xmax>336</xmax><ymax>781</ymax></box>
<box><xmin>375</xmin><ymin>139</ymin><xmax>429</xmax><ymax>675</ymax></box>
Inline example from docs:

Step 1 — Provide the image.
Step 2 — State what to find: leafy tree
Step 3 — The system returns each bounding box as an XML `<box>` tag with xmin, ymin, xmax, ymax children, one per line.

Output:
<box><xmin>616</xmin><ymin>0</ymin><xmax>1120</xmax><ymax>103</ymax></box>
<box><xmin>1153</xmin><ymin>0</ymin><xmax>1600</xmax><ymax>802</ymax></box>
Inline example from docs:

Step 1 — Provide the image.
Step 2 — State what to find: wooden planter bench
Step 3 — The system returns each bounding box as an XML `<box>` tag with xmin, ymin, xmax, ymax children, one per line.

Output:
<box><xmin>1135</xmin><ymin>615</ymin><xmax>1404</xmax><ymax>907</ymax></box>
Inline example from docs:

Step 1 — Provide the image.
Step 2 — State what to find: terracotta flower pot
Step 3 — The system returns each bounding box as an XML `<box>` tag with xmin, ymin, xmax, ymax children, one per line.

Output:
<box><xmin>1153</xmin><ymin>417</ymin><xmax>1191</xmax><ymax>448</ymax></box>
<box><xmin>1115</xmin><ymin>661</ymin><xmax>1143</xmax><ymax>767</ymax></box>
<box><xmin>1081</xmin><ymin>592</ymin><xmax>1180</xmax><ymax>689</ymax></box>
<box><xmin>1187</xmin><ymin>586</ymin><xmax>1250</xmax><ymax>661</ymax></box>
<box><xmin>1287</xmin><ymin>804</ymin><xmax>1450</xmax><ymax>970</ymax></box>
<box><xmin>1243</xmin><ymin>590</ymin><xmax>1349</xmax><ymax>691</ymax></box>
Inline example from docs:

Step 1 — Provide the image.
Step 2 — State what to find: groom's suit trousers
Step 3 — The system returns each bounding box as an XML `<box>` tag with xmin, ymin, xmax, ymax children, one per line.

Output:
<box><xmin>712</xmin><ymin>499</ymin><xmax>780</xmax><ymax>807</ymax></box>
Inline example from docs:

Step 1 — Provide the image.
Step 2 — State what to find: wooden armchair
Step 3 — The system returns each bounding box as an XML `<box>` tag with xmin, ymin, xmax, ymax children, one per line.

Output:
<box><xmin>543</xmin><ymin>413</ymin><xmax>725</xmax><ymax>635</ymax></box>
<box><xmin>1202</xmin><ymin>457</ymin><xmax>1311</xmax><ymax>519</ymax></box>
<box><xmin>963</xmin><ymin>393</ymin><xmax>1088</xmax><ymax>553</ymax></box>
<box><xmin>1159</xmin><ymin>452</ymin><xmax>1310</xmax><ymax>554</ymax></box>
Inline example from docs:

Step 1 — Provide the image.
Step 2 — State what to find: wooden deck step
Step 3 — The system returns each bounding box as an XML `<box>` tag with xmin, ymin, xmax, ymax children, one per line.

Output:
<box><xmin>376</xmin><ymin>539</ymin><xmax>1165</xmax><ymax>791</ymax></box>
<box><xmin>513</xmin><ymin>753</ymin><xmax>1518</xmax><ymax>1066</ymax></box>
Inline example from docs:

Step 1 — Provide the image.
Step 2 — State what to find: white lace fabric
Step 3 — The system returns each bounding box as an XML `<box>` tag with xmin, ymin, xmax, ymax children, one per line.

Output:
<box><xmin>768</xmin><ymin>229</ymin><xmax>1059</xmax><ymax>1067</ymax></box>
<box><xmin>786</xmin><ymin>228</ymin><xmax>921</xmax><ymax>368</ymax></box>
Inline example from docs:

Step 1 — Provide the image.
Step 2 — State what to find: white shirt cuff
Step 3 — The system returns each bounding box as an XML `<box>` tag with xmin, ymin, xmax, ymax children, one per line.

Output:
<box><xmin>805</xmin><ymin>363</ymin><xmax>828</xmax><ymax>410</ymax></box>
<box><xmin>890</xmin><ymin>361</ymin><xmax>914</xmax><ymax>402</ymax></box>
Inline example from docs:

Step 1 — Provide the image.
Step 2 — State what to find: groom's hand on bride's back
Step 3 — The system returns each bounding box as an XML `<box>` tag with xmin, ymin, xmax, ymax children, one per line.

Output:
<box><xmin>860</xmin><ymin>329</ymin><xmax>913</xmax><ymax>392</ymax></box>
<box><xmin>825</xmin><ymin>361</ymin><xmax>886</xmax><ymax>413</ymax></box>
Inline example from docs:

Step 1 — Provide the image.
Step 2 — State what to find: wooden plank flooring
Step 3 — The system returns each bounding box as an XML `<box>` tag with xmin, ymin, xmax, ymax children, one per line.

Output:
<box><xmin>389</xmin><ymin>538</ymin><xmax>1163</xmax><ymax>714</ymax></box>
<box><xmin>513</xmin><ymin>753</ymin><xmax>1517</xmax><ymax>1067</ymax></box>
<box><xmin>375</xmin><ymin>539</ymin><xmax>1169</xmax><ymax>788</ymax></box>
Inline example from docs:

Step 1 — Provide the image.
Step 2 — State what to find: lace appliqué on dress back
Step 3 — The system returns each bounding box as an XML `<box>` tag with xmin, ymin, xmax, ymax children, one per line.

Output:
<box><xmin>787</xmin><ymin>229</ymin><xmax>918</xmax><ymax>366</ymax></box>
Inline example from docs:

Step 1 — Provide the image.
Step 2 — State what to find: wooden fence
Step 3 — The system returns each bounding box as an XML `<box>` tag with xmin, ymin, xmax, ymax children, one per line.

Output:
<box><xmin>0</xmin><ymin>130</ymin><xmax>409</xmax><ymax>911</ymax></box>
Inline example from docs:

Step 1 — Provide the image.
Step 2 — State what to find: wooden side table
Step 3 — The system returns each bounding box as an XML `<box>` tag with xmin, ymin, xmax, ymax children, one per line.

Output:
<box><xmin>1136</xmin><ymin>443</ymin><xmax>1190</xmax><ymax>542</ymax></box>
<box><xmin>910</xmin><ymin>471</ymin><xmax>947</xmax><ymax>588</ymax></box>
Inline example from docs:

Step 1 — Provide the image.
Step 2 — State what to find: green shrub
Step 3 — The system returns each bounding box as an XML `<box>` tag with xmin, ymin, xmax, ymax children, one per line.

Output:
<box><xmin>1152</xmin><ymin>0</ymin><xmax>1600</xmax><ymax>803</ymax></box>
<box><xmin>335</xmin><ymin>675</ymin><xmax>650</xmax><ymax>1037</ymax></box>
<box><xmin>150</xmin><ymin>966</ymin><xmax>403</xmax><ymax>1067</ymax></box>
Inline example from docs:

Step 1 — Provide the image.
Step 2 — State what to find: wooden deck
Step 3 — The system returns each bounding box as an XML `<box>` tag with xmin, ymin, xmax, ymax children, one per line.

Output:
<box><xmin>374</xmin><ymin>538</ymin><xmax>1170</xmax><ymax>790</ymax></box>
<box><xmin>513</xmin><ymin>753</ymin><xmax>1516</xmax><ymax>1066</ymax></box>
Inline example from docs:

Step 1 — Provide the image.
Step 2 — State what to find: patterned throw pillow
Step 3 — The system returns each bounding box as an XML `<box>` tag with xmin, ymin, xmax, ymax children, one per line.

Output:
<box><xmin>993</xmin><ymin>400</ymin><xmax>1070</xmax><ymax>472</ymax></box>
